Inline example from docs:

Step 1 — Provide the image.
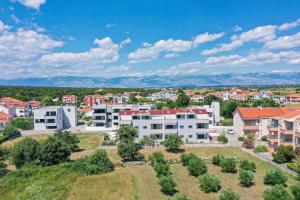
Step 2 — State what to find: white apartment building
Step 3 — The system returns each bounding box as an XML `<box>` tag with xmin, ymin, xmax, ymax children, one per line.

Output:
<box><xmin>91</xmin><ymin>103</ymin><xmax>155</xmax><ymax>129</ymax></box>
<box><xmin>34</xmin><ymin>106</ymin><xmax>77</xmax><ymax>130</ymax></box>
<box><xmin>119</xmin><ymin>108</ymin><xmax>210</xmax><ymax>143</ymax></box>
<box><xmin>112</xmin><ymin>94</ymin><xmax>129</xmax><ymax>104</ymax></box>
<box><xmin>190</xmin><ymin>102</ymin><xmax>220</xmax><ymax>127</ymax></box>
<box><xmin>150</xmin><ymin>92</ymin><xmax>177</xmax><ymax>101</ymax></box>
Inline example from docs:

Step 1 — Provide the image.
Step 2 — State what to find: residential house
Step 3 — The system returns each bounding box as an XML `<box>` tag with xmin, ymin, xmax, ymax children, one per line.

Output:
<box><xmin>0</xmin><ymin>112</ymin><xmax>12</xmax><ymax>130</ymax></box>
<box><xmin>63</xmin><ymin>95</ymin><xmax>77</xmax><ymax>104</ymax></box>
<box><xmin>285</xmin><ymin>94</ymin><xmax>300</xmax><ymax>104</ymax></box>
<box><xmin>84</xmin><ymin>95</ymin><xmax>106</xmax><ymax>108</ymax></box>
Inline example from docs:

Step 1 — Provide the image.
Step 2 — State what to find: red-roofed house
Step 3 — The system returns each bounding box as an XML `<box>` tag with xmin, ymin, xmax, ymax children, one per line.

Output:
<box><xmin>0</xmin><ymin>103</ymin><xmax>16</xmax><ymax>117</ymax></box>
<box><xmin>285</xmin><ymin>94</ymin><xmax>300</xmax><ymax>104</ymax></box>
<box><xmin>0</xmin><ymin>112</ymin><xmax>12</xmax><ymax>130</ymax></box>
<box><xmin>233</xmin><ymin>107</ymin><xmax>300</xmax><ymax>138</ymax></box>
<box><xmin>84</xmin><ymin>95</ymin><xmax>106</xmax><ymax>108</ymax></box>
<box><xmin>63</xmin><ymin>95</ymin><xmax>77</xmax><ymax>104</ymax></box>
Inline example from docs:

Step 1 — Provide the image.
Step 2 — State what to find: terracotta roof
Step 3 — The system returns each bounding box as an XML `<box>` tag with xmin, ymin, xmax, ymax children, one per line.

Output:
<box><xmin>29</xmin><ymin>101</ymin><xmax>42</xmax><ymax>107</ymax></box>
<box><xmin>63</xmin><ymin>95</ymin><xmax>77</xmax><ymax>99</ymax></box>
<box><xmin>0</xmin><ymin>112</ymin><xmax>12</xmax><ymax>119</ymax></box>
<box><xmin>281</xmin><ymin>110</ymin><xmax>300</xmax><ymax>120</ymax></box>
<box><xmin>0</xmin><ymin>97</ymin><xmax>22</xmax><ymax>103</ymax></box>
<box><xmin>286</xmin><ymin>94</ymin><xmax>300</xmax><ymax>98</ymax></box>
<box><xmin>120</xmin><ymin>109</ymin><xmax>207</xmax><ymax>116</ymax></box>
<box><xmin>237</xmin><ymin>107</ymin><xmax>300</xmax><ymax>119</ymax></box>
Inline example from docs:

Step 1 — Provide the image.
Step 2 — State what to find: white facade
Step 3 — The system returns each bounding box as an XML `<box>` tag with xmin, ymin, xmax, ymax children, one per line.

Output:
<box><xmin>34</xmin><ymin>106</ymin><xmax>77</xmax><ymax>130</ymax></box>
<box><xmin>151</xmin><ymin>92</ymin><xmax>177</xmax><ymax>101</ymax></box>
<box><xmin>119</xmin><ymin>109</ymin><xmax>210</xmax><ymax>143</ymax></box>
<box><xmin>0</xmin><ymin>105</ymin><xmax>16</xmax><ymax>117</ymax></box>
<box><xmin>190</xmin><ymin>102</ymin><xmax>220</xmax><ymax>127</ymax></box>
<box><xmin>15</xmin><ymin>106</ymin><xmax>30</xmax><ymax>118</ymax></box>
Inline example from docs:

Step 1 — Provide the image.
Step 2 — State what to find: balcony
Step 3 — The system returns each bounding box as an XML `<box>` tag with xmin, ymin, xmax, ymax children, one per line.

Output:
<box><xmin>280</xmin><ymin>129</ymin><xmax>294</xmax><ymax>135</ymax></box>
<box><xmin>268</xmin><ymin>126</ymin><xmax>278</xmax><ymax>132</ymax></box>
<box><xmin>243</xmin><ymin>125</ymin><xmax>259</xmax><ymax>131</ymax></box>
<box><xmin>280</xmin><ymin>138</ymin><xmax>293</xmax><ymax>146</ymax></box>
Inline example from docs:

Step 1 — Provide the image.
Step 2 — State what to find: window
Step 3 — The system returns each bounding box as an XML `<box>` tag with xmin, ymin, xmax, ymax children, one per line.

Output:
<box><xmin>187</xmin><ymin>114</ymin><xmax>196</xmax><ymax>119</ymax></box>
<box><xmin>132</xmin><ymin>115</ymin><xmax>140</xmax><ymax>120</ymax></box>
<box><xmin>189</xmin><ymin>135</ymin><xmax>193</xmax><ymax>138</ymax></box>
<box><xmin>177</xmin><ymin>115</ymin><xmax>185</xmax><ymax>119</ymax></box>
<box><xmin>141</xmin><ymin>116</ymin><xmax>150</xmax><ymax>120</ymax></box>
<box><xmin>95</xmin><ymin>116</ymin><xmax>105</xmax><ymax>120</ymax></box>
<box><xmin>46</xmin><ymin>111</ymin><xmax>56</xmax><ymax>116</ymax></box>
<box><xmin>95</xmin><ymin>123</ymin><xmax>105</xmax><ymax>127</ymax></box>
<box><xmin>46</xmin><ymin>126</ymin><xmax>57</xmax><ymax>129</ymax></box>
<box><xmin>46</xmin><ymin>119</ymin><xmax>55</xmax><ymax>123</ymax></box>
<box><xmin>94</xmin><ymin>109</ymin><xmax>106</xmax><ymax>113</ymax></box>
<box><xmin>188</xmin><ymin>125</ymin><xmax>193</xmax><ymax>128</ymax></box>
<box><xmin>35</xmin><ymin>119</ymin><xmax>45</xmax><ymax>123</ymax></box>
<box><xmin>134</xmin><ymin>126</ymin><xmax>139</xmax><ymax>129</ymax></box>
<box><xmin>67</xmin><ymin>109</ymin><xmax>71</xmax><ymax>112</ymax></box>
<box><xmin>180</xmin><ymin>125</ymin><xmax>184</xmax><ymax>129</ymax></box>
<box><xmin>151</xmin><ymin>124</ymin><xmax>163</xmax><ymax>129</ymax></box>
<box><xmin>165</xmin><ymin>124</ymin><xmax>177</xmax><ymax>129</ymax></box>
<box><xmin>113</xmin><ymin>109</ymin><xmax>120</xmax><ymax>113</ymax></box>
<box><xmin>113</xmin><ymin>122</ymin><xmax>118</xmax><ymax>126</ymax></box>
<box><xmin>113</xmin><ymin>116</ymin><xmax>118</xmax><ymax>120</ymax></box>
<box><xmin>143</xmin><ymin>126</ymin><xmax>147</xmax><ymax>129</ymax></box>
<box><xmin>197</xmin><ymin>123</ymin><xmax>207</xmax><ymax>129</ymax></box>
<box><xmin>197</xmin><ymin>134</ymin><xmax>206</xmax><ymax>139</ymax></box>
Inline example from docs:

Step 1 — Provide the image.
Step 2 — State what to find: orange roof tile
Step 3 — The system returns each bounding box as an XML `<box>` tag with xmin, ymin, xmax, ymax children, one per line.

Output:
<box><xmin>237</xmin><ymin>107</ymin><xmax>300</xmax><ymax>119</ymax></box>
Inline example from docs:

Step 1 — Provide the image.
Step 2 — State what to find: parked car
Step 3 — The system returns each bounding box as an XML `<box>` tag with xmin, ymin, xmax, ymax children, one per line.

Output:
<box><xmin>227</xmin><ymin>129</ymin><xmax>234</xmax><ymax>134</ymax></box>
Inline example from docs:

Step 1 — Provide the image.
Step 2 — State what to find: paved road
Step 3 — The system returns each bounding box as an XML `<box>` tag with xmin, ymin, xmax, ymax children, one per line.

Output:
<box><xmin>242</xmin><ymin>148</ymin><xmax>298</xmax><ymax>177</ymax></box>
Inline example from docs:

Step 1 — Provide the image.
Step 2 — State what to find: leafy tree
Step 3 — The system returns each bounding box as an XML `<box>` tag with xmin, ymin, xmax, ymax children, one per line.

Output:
<box><xmin>71</xmin><ymin>149</ymin><xmax>114</xmax><ymax>175</ymax></box>
<box><xmin>253</xmin><ymin>98</ymin><xmax>278</xmax><ymax>108</ymax></box>
<box><xmin>239</xmin><ymin>170</ymin><xmax>254</xmax><ymax>187</ymax></box>
<box><xmin>239</xmin><ymin>160</ymin><xmax>256</xmax><ymax>172</ymax></box>
<box><xmin>264</xmin><ymin>168</ymin><xmax>288</xmax><ymax>186</ymax></box>
<box><xmin>128</xmin><ymin>93</ymin><xmax>138</xmax><ymax>104</ymax></box>
<box><xmin>0</xmin><ymin>161</ymin><xmax>8</xmax><ymax>177</ymax></box>
<box><xmin>149</xmin><ymin>151</ymin><xmax>165</xmax><ymax>166</ymax></box>
<box><xmin>204</xmin><ymin>95</ymin><xmax>221</xmax><ymax>105</ymax></box>
<box><xmin>187</xmin><ymin>156</ymin><xmax>207</xmax><ymax>177</ymax></box>
<box><xmin>263</xmin><ymin>184</ymin><xmax>292</xmax><ymax>200</ymax></box>
<box><xmin>0</xmin><ymin>146</ymin><xmax>9</xmax><ymax>160</ymax></box>
<box><xmin>219</xmin><ymin>189</ymin><xmax>240</xmax><ymax>200</ymax></box>
<box><xmin>140</xmin><ymin>136</ymin><xmax>155</xmax><ymax>147</ymax></box>
<box><xmin>163</xmin><ymin>135</ymin><xmax>183</xmax><ymax>153</ymax></box>
<box><xmin>153</xmin><ymin>162</ymin><xmax>171</xmax><ymax>177</ymax></box>
<box><xmin>2</xmin><ymin>125</ymin><xmax>21</xmax><ymax>139</ymax></box>
<box><xmin>159</xmin><ymin>176</ymin><xmax>177</xmax><ymax>195</ymax></box>
<box><xmin>11</xmin><ymin>137</ymin><xmax>39</xmax><ymax>168</ymax></box>
<box><xmin>41</xmin><ymin>95</ymin><xmax>53</xmax><ymax>106</ymax></box>
<box><xmin>290</xmin><ymin>183</ymin><xmax>300</xmax><ymax>200</ymax></box>
<box><xmin>117</xmin><ymin>140</ymin><xmax>143</xmax><ymax>162</ymax></box>
<box><xmin>261</xmin><ymin>136</ymin><xmax>268</xmax><ymax>141</ymax></box>
<box><xmin>156</xmin><ymin>102</ymin><xmax>165</xmax><ymax>110</ymax></box>
<box><xmin>11</xmin><ymin>118</ymin><xmax>34</xmax><ymax>130</ymax></box>
<box><xmin>199</xmin><ymin>173</ymin><xmax>221</xmax><ymax>193</ymax></box>
<box><xmin>176</xmin><ymin>91</ymin><xmax>190</xmax><ymax>107</ymax></box>
<box><xmin>217</xmin><ymin>135</ymin><xmax>228</xmax><ymax>144</ymax></box>
<box><xmin>253</xmin><ymin>145</ymin><xmax>268</xmax><ymax>153</ymax></box>
<box><xmin>212</xmin><ymin>154</ymin><xmax>224</xmax><ymax>166</ymax></box>
<box><xmin>180</xmin><ymin>153</ymin><xmax>197</xmax><ymax>166</ymax></box>
<box><xmin>117</xmin><ymin>125</ymin><xmax>138</xmax><ymax>142</ymax></box>
<box><xmin>39</xmin><ymin>136</ymin><xmax>72</xmax><ymax>166</ymax></box>
<box><xmin>221</xmin><ymin>101</ymin><xmax>238</xmax><ymax>118</ymax></box>
<box><xmin>171</xmin><ymin>193</ymin><xmax>192</xmax><ymax>200</ymax></box>
<box><xmin>273</xmin><ymin>145</ymin><xmax>295</xmax><ymax>163</ymax></box>
<box><xmin>54</xmin><ymin>130</ymin><xmax>79</xmax><ymax>152</ymax></box>
<box><xmin>220</xmin><ymin>157</ymin><xmax>237</xmax><ymax>173</ymax></box>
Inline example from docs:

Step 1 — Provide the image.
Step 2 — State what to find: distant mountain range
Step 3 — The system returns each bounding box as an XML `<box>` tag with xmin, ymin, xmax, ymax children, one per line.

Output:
<box><xmin>1</xmin><ymin>72</ymin><xmax>300</xmax><ymax>88</ymax></box>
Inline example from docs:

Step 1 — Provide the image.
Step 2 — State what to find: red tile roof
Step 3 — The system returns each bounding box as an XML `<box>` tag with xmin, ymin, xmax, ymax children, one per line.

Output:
<box><xmin>0</xmin><ymin>112</ymin><xmax>12</xmax><ymax>119</ymax></box>
<box><xmin>236</xmin><ymin>107</ymin><xmax>300</xmax><ymax>119</ymax></box>
<box><xmin>286</xmin><ymin>94</ymin><xmax>300</xmax><ymax>98</ymax></box>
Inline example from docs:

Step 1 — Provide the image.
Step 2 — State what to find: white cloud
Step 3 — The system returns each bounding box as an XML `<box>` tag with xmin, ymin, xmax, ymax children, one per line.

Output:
<box><xmin>265</xmin><ymin>32</ymin><xmax>300</xmax><ymax>50</ymax></box>
<box><xmin>0</xmin><ymin>21</ymin><xmax>10</xmax><ymax>32</ymax></box>
<box><xmin>202</xmin><ymin>25</ymin><xmax>277</xmax><ymax>55</ymax></box>
<box><xmin>128</xmin><ymin>32</ymin><xmax>224</xmax><ymax>63</ymax></box>
<box><xmin>233</xmin><ymin>25</ymin><xmax>242</xmax><ymax>32</ymax></box>
<box><xmin>279</xmin><ymin>19</ymin><xmax>300</xmax><ymax>31</ymax></box>
<box><xmin>106</xmin><ymin>23</ymin><xmax>117</xmax><ymax>28</ymax></box>
<box><xmin>14</xmin><ymin>0</ymin><xmax>46</xmax><ymax>10</ymax></box>
<box><xmin>39</xmin><ymin>37</ymin><xmax>129</xmax><ymax>68</ymax></box>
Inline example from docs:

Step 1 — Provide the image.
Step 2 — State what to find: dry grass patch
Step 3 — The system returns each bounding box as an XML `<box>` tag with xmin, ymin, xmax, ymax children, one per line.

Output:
<box><xmin>0</xmin><ymin>135</ymin><xmax>49</xmax><ymax>148</ymax></box>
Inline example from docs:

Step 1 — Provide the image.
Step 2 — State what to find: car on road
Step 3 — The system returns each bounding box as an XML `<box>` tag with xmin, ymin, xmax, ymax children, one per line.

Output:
<box><xmin>227</xmin><ymin>129</ymin><xmax>234</xmax><ymax>134</ymax></box>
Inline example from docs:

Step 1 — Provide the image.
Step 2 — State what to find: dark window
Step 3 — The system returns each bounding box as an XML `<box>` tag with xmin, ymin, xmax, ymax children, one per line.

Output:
<box><xmin>113</xmin><ymin>109</ymin><xmax>120</xmax><ymax>113</ymax></box>
<box><xmin>143</xmin><ymin>126</ymin><xmax>147</xmax><ymax>129</ymax></box>
<box><xmin>95</xmin><ymin>116</ymin><xmax>105</xmax><ymax>120</ymax></box>
<box><xmin>94</xmin><ymin>109</ymin><xmax>106</xmax><ymax>113</ymax></box>
<box><xmin>95</xmin><ymin>123</ymin><xmax>105</xmax><ymax>127</ymax></box>
<box><xmin>180</xmin><ymin>125</ymin><xmax>184</xmax><ymax>129</ymax></box>
<box><xmin>151</xmin><ymin>124</ymin><xmax>163</xmax><ymax>129</ymax></box>
<box><xmin>67</xmin><ymin>109</ymin><xmax>71</xmax><ymax>112</ymax></box>
<box><xmin>132</xmin><ymin>115</ymin><xmax>140</xmax><ymax>120</ymax></box>
<box><xmin>189</xmin><ymin>135</ymin><xmax>193</xmax><ymax>138</ymax></box>
<box><xmin>47</xmin><ymin>119</ymin><xmax>55</xmax><ymax>123</ymax></box>
<box><xmin>46</xmin><ymin>126</ymin><xmax>57</xmax><ymax>129</ymax></box>
<box><xmin>113</xmin><ymin>116</ymin><xmax>118</xmax><ymax>120</ymax></box>
<box><xmin>197</xmin><ymin>123</ymin><xmax>207</xmax><ymax>129</ymax></box>
<box><xmin>177</xmin><ymin>115</ymin><xmax>185</xmax><ymax>119</ymax></box>
<box><xmin>165</xmin><ymin>124</ymin><xmax>177</xmax><ymax>129</ymax></box>
<box><xmin>188</xmin><ymin>125</ymin><xmax>193</xmax><ymax>128</ymax></box>
<box><xmin>197</xmin><ymin>134</ymin><xmax>206</xmax><ymax>139</ymax></box>
<box><xmin>141</xmin><ymin>116</ymin><xmax>150</xmax><ymax>120</ymax></box>
<box><xmin>187</xmin><ymin>114</ymin><xmax>196</xmax><ymax>119</ymax></box>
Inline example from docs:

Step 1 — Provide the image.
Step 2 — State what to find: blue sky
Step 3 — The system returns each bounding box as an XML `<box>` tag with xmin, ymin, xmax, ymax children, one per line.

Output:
<box><xmin>0</xmin><ymin>0</ymin><xmax>300</xmax><ymax>78</ymax></box>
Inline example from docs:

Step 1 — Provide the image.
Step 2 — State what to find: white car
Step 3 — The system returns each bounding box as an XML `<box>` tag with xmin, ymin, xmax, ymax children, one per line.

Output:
<box><xmin>227</xmin><ymin>129</ymin><xmax>234</xmax><ymax>134</ymax></box>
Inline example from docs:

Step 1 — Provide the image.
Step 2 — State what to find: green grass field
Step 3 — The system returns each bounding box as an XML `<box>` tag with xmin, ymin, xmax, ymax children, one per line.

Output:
<box><xmin>0</xmin><ymin>135</ymin><xmax>298</xmax><ymax>200</ymax></box>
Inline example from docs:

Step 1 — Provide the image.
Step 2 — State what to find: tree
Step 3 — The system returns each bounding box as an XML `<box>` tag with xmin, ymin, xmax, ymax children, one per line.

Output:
<box><xmin>273</xmin><ymin>145</ymin><xmax>295</xmax><ymax>163</ymax></box>
<box><xmin>212</xmin><ymin>154</ymin><xmax>224</xmax><ymax>166</ymax></box>
<box><xmin>171</xmin><ymin>193</ymin><xmax>192</xmax><ymax>200</ymax></box>
<box><xmin>11</xmin><ymin>137</ymin><xmax>39</xmax><ymax>168</ymax></box>
<box><xmin>39</xmin><ymin>136</ymin><xmax>72</xmax><ymax>166</ymax></box>
<box><xmin>239</xmin><ymin>170</ymin><xmax>254</xmax><ymax>187</ymax></box>
<box><xmin>71</xmin><ymin>149</ymin><xmax>114</xmax><ymax>175</ymax></box>
<box><xmin>290</xmin><ymin>183</ymin><xmax>300</xmax><ymax>200</ymax></box>
<box><xmin>204</xmin><ymin>95</ymin><xmax>221</xmax><ymax>105</ymax></box>
<box><xmin>199</xmin><ymin>173</ymin><xmax>221</xmax><ymax>193</ymax></box>
<box><xmin>117</xmin><ymin>125</ymin><xmax>138</xmax><ymax>142</ymax></box>
<box><xmin>219</xmin><ymin>189</ymin><xmax>240</xmax><ymax>200</ymax></box>
<box><xmin>153</xmin><ymin>162</ymin><xmax>171</xmax><ymax>177</ymax></box>
<box><xmin>117</xmin><ymin>140</ymin><xmax>143</xmax><ymax>162</ymax></box>
<box><xmin>176</xmin><ymin>91</ymin><xmax>190</xmax><ymax>107</ymax></box>
<box><xmin>0</xmin><ymin>161</ymin><xmax>8</xmax><ymax>177</ymax></box>
<box><xmin>264</xmin><ymin>168</ymin><xmax>288</xmax><ymax>186</ymax></box>
<box><xmin>221</xmin><ymin>101</ymin><xmax>238</xmax><ymax>118</ymax></box>
<box><xmin>220</xmin><ymin>157</ymin><xmax>237</xmax><ymax>173</ymax></box>
<box><xmin>54</xmin><ymin>130</ymin><xmax>79</xmax><ymax>152</ymax></box>
<box><xmin>180</xmin><ymin>153</ymin><xmax>197</xmax><ymax>166</ymax></box>
<box><xmin>11</xmin><ymin>118</ymin><xmax>34</xmax><ymax>130</ymax></box>
<box><xmin>163</xmin><ymin>135</ymin><xmax>183</xmax><ymax>153</ymax></box>
<box><xmin>239</xmin><ymin>160</ymin><xmax>256</xmax><ymax>172</ymax></box>
<box><xmin>253</xmin><ymin>98</ymin><xmax>278</xmax><ymax>108</ymax></box>
<box><xmin>140</xmin><ymin>136</ymin><xmax>155</xmax><ymax>147</ymax></box>
<box><xmin>159</xmin><ymin>176</ymin><xmax>177</xmax><ymax>195</ymax></box>
<box><xmin>217</xmin><ymin>135</ymin><xmax>228</xmax><ymax>144</ymax></box>
<box><xmin>263</xmin><ymin>184</ymin><xmax>292</xmax><ymax>200</ymax></box>
<box><xmin>2</xmin><ymin>125</ymin><xmax>21</xmax><ymax>139</ymax></box>
<box><xmin>149</xmin><ymin>151</ymin><xmax>165</xmax><ymax>166</ymax></box>
<box><xmin>0</xmin><ymin>146</ymin><xmax>9</xmax><ymax>160</ymax></box>
<box><xmin>187</xmin><ymin>156</ymin><xmax>207</xmax><ymax>177</ymax></box>
<box><xmin>41</xmin><ymin>95</ymin><xmax>53</xmax><ymax>106</ymax></box>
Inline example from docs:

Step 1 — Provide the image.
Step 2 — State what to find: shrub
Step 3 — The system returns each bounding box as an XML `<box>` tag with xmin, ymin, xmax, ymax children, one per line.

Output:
<box><xmin>219</xmin><ymin>188</ymin><xmax>240</xmax><ymax>200</ymax></box>
<box><xmin>287</xmin><ymin>162</ymin><xmax>300</xmax><ymax>174</ymax></box>
<box><xmin>217</xmin><ymin>135</ymin><xmax>228</xmax><ymax>144</ymax></box>
<box><xmin>199</xmin><ymin>173</ymin><xmax>221</xmax><ymax>193</ymax></box>
<box><xmin>0</xmin><ymin>161</ymin><xmax>8</xmax><ymax>177</ymax></box>
<box><xmin>38</xmin><ymin>136</ymin><xmax>72</xmax><ymax>166</ymax></box>
<box><xmin>273</xmin><ymin>145</ymin><xmax>296</xmax><ymax>163</ymax></box>
<box><xmin>264</xmin><ymin>168</ymin><xmax>288</xmax><ymax>186</ymax></box>
<box><xmin>11</xmin><ymin>118</ymin><xmax>34</xmax><ymax>130</ymax></box>
<box><xmin>239</xmin><ymin>160</ymin><xmax>256</xmax><ymax>172</ymax></box>
<box><xmin>220</xmin><ymin>157</ymin><xmax>237</xmax><ymax>173</ymax></box>
<box><xmin>117</xmin><ymin>125</ymin><xmax>138</xmax><ymax>142</ymax></box>
<box><xmin>239</xmin><ymin>170</ymin><xmax>254</xmax><ymax>187</ymax></box>
<box><xmin>180</xmin><ymin>153</ymin><xmax>197</xmax><ymax>166</ymax></box>
<box><xmin>159</xmin><ymin>176</ymin><xmax>177</xmax><ymax>195</ymax></box>
<box><xmin>149</xmin><ymin>151</ymin><xmax>165</xmax><ymax>166</ymax></box>
<box><xmin>53</xmin><ymin>130</ymin><xmax>79</xmax><ymax>152</ymax></box>
<box><xmin>2</xmin><ymin>125</ymin><xmax>21</xmax><ymax>140</ymax></box>
<box><xmin>261</xmin><ymin>135</ymin><xmax>268</xmax><ymax>141</ymax></box>
<box><xmin>290</xmin><ymin>183</ymin><xmax>300</xmax><ymax>200</ymax></box>
<box><xmin>11</xmin><ymin>137</ymin><xmax>40</xmax><ymax>168</ymax></box>
<box><xmin>117</xmin><ymin>141</ymin><xmax>144</xmax><ymax>162</ymax></box>
<box><xmin>263</xmin><ymin>184</ymin><xmax>292</xmax><ymax>200</ymax></box>
<box><xmin>238</xmin><ymin>137</ymin><xmax>244</xmax><ymax>142</ymax></box>
<box><xmin>71</xmin><ymin>149</ymin><xmax>114</xmax><ymax>175</ymax></box>
<box><xmin>0</xmin><ymin>146</ymin><xmax>9</xmax><ymax>160</ymax></box>
<box><xmin>187</xmin><ymin>156</ymin><xmax>207</xmax><ymax>177</ymax></box>
<box><xmin>163</xmin><ymin>135</ymin><xmax>183</xmax><ymax>153</ymax></box>
<box><xmin>253</xmin><ymin>145</ymin><xmax>268</xmax><ymax>153</ymax></box>
<box><xmin>171</xmin><ymin>193</ymin><xmax>192</xmax><ymax>200</ymax></box>
<box><xmin>212</xmin><ymin>154</ymin><xmax>224</xmax><ymax>166</ymax></box>
<box><xmin>140</xmin><ymin>136</ymin><xmax>155</xmax><ymax>147</ymax></box>
<box><xmin>153</xmin><ymin>162</ymin><xmax>171</xmax><ymax>177</ymax></box>
<box><xmin>242</xmin><ymin>138</ymin><xmax>254</xmax><ymax>149</ymax></box>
